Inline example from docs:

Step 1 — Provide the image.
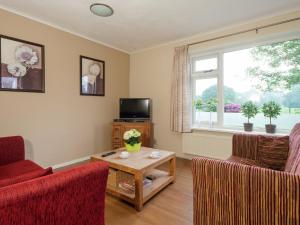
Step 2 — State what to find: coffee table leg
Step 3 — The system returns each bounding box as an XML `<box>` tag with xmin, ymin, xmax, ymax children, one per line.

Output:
<box><xmin>135</xmin><ymin>172</ymin><xmax>143</xmax><ymax>211</ymax></box>
<box><xmin>169</xmin><ymin>157</ymin><xmax>176</xmax><ymax>183</ymax></box>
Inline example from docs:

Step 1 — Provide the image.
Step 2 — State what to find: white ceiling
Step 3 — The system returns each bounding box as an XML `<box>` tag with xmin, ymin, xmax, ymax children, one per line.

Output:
<box><xmin>0</xmin><ymin>0</ymin><xmax>299</xmax><ymax>53</ymax></box>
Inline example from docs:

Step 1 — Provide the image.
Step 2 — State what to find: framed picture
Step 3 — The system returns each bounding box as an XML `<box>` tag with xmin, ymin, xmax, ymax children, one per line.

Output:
<box><xmin>80</xmin><ymin>55</ymin><xmax>105</xmax><ymax>96</ymax></box>
<box><xmin>0</xmin><ymin>35</ymin><xmax>45</xmax><ymax>93</ymax></box>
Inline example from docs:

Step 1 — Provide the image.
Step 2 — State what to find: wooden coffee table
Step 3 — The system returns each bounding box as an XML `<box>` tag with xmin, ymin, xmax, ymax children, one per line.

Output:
<box><xmin>91</xmin><ymin>147</ymin><xmax>176</xmax><ymax>211</ymax></box>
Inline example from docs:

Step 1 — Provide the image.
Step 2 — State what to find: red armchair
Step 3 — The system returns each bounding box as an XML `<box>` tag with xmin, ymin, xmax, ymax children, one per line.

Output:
<box><xmin>0</xmin><ymin>136</ymin><xmax>109</xmax><ymax>225</ymax></box>
<box><xmin>0</xmin><ymin>136</ymin><xmax>53</xmax><ymax>188</ymax></box>
<box><xmin>0</xmin><ymin>136</ymin><xmax>25</xmax><ymax>166</ymax></box>
<box><xmin>192</xmin><ymin>124</ymin><xmax>300</xmax><ymax>225</ymax></box>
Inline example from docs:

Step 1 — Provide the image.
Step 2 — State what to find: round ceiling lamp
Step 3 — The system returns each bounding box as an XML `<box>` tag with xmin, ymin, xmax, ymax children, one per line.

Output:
<box><xmin>90</xmin><ymin>3</ymin><xmax>114</xmax><ymax>17</ymax></box>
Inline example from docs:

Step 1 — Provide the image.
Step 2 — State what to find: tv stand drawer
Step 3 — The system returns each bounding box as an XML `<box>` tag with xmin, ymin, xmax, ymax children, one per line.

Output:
<box><xmin>112</xmin><ymin>121</ymin><xmax>153</xmax><ymax>149</ymax></box>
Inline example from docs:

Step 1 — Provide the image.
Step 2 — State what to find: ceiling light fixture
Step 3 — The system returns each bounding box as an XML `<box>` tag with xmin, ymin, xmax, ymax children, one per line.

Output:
<box><xmin>90</xmin><ymin>3</ymin><xmax>114</xmax><ymax>17</ymax></box>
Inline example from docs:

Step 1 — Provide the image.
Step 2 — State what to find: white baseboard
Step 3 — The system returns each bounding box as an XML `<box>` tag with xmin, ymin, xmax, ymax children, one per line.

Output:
<box><xmin>52</xmin><ymin>155</ymin><xmax>91</xmax><ymax>170</ymax></box>
<box><xmin>175</xmin><ymin>152</ymin><xmax>194</xmax><ymax>160</ymax></box>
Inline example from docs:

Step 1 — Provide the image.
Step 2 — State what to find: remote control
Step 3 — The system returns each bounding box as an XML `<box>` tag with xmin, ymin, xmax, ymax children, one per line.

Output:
<box><xmin>101</xmin><ymin>151</ymin><xmax>116</xmax><ymax>157</ymax></box>
<box><xmin>146</xmin><ymin>175</ymin><xmax>156</xmax><ymax>180</ymax></box>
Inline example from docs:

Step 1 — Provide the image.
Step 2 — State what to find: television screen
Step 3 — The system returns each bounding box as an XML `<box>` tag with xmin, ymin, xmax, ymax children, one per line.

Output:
<box><xmin>120</xmin><ymin>98</ymin><xmax>151</xmax><ymax>120</ymax></box>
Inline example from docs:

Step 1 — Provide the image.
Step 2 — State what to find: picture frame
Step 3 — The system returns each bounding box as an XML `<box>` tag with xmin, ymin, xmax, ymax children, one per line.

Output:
<box><xmin>0</xmin><ymin>35</ymin><xmax>45</xmax><ymax>93</ymax></box>
<box><xmin>80</xmin><ymin>55</ymin><xmax>105</xmax><ymax>96</ymax></box>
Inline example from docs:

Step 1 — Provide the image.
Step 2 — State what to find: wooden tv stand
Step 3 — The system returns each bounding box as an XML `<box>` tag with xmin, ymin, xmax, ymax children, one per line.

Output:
<box><xmin>112</xmin><ymin>121</ymin><xmax>153</xmax><ymax>149</ymax></box>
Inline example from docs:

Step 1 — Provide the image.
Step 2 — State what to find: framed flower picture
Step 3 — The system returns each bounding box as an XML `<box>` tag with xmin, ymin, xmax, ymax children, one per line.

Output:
<box><xmin>80</xmin><ymin>55</ymin><xmax>105</xmax><ymax>96</ymax></box>
<box><xmin>0</xmin><ymin>35</ymin><xmax>45</xmax><ymax>93</ymax></box>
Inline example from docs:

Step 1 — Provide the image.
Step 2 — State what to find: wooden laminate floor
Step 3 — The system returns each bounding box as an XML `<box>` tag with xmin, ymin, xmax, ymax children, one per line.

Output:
<box><xmin>57</xmin><ymin>158</ymin><xmax>193</xmax><ymax>225</ymax></box>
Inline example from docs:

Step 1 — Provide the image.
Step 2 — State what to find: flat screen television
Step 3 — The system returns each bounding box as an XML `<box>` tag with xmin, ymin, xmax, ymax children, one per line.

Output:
<box><xmin>120</xmin><ymin>98</ymin><xmax>151</xmax><ymax>120</ymax></box>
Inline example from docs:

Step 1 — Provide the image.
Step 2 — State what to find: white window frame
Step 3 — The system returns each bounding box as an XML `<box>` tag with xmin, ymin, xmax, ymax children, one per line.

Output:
<box><xmin>190</xmin><ymin>32</ymin><xmax>300</xmax><ymax>133</ymax></box>
<box><xmin>191</xmin><ymin>53</ymin><xmax>222</xmax><ymax>127</ymax></box>
<box><xmin>191</xmin><ymin>55</ymin><xmax>219</xmax><ymax>75</ymax></box>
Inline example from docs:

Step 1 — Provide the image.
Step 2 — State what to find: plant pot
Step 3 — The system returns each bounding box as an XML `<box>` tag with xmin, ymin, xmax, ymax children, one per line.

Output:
<box><xmin>125</xmin><ymin>142</ymin><xmax>141</xmax><ymax>152</ymax></box>
<box><xmin>265</xmin><ymin>124</ymin><xmax>276</xmax><ymax>134</ymax></box>
<box><xmin>243</xmin><ymin>123</ymin><xmax>253</xmax><ymax>132</ymax></box>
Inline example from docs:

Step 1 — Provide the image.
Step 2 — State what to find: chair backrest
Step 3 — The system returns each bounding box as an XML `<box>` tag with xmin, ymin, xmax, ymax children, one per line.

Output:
<box><xmin>284</xmin><ymin>124</ymin><xmax>300</xmax><ymax>173</ymax></box>
<box><xmin>0</xmin><ymin>136</ymin><xmax>25</xmax><ymax>166</ymax></box>
<box><xmin>232</xmin><ymin>133</ymin><xmax>258</xmax><ymax>160</ymax></box>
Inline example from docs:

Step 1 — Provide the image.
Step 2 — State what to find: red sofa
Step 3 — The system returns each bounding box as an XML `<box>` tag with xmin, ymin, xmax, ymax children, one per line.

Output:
<box><xmin>0</xmin><ymin>136</ymin><xmax>109</xmax><ymax>225</ymax></box>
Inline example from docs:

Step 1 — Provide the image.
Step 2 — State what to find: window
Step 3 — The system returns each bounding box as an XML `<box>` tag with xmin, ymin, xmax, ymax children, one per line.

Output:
<box><xmin>192</xmin><ymin>55</ymin><xmax>220</xmax><ymax>127</ymax></box>
<box><xmin>191</xmin><ymin>38</ymin><xmax>300</xmax><ymax>132</ymax></box>
<box><xmin>194</xmin><ymin>57</ymin><xmax>218</xmax><ymax>72</ymax></box>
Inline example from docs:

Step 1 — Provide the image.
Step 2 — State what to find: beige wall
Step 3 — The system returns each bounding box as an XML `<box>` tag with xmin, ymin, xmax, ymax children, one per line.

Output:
<box><xmin>130</xmin><ymin>10</ymin><xmax>300</xmax><ymax>158</ymax></box>
<box><xmin>0</xmin><ymin>9</ymin><xmax>130</xmax><ymax>167</ymax></box>
<box><xmin>1</xmin><ymin>8</ymin><xmax>299</xmax><ymax>166</ymax></box>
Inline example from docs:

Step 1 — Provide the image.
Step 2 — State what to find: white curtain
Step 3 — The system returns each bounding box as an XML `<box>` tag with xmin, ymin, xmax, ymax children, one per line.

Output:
<box><xmin>170</xmin><ymin>45</ymin><xmax>192</xmax><ymax>133</ymax></box>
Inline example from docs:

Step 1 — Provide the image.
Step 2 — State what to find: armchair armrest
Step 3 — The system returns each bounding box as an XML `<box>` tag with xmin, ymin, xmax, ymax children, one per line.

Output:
<box><xmin>0</xmin><ymin>136</ymin><xmax>25</xmax><ymax>166</ymax></box>
<box><xmin>192</xmin><ymin>157</ymin><xmax>251</xmax><ymax>225</ymax></box>
<box><xmin>0</xmin><ymin>162</ymin><xmax>109</xmax><ymax>225</ymax></box>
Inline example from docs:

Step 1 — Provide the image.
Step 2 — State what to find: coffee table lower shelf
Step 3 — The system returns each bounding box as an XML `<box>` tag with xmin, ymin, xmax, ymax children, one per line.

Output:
<box><xmin>107</xmin><ymin>169</ymin><xmax>174</xmax><ymax>206</ymax></box>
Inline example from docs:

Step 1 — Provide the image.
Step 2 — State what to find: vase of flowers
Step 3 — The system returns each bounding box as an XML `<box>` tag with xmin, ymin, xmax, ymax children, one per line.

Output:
<box><xmin>262</xmin><ymin>101</ymin><xmax>281</xmax><ymax>133</ymax></box>
<box><xmin>123</xmin><ymin>129</ymin><xmax>142</xmax><ymax>152</ymax></box>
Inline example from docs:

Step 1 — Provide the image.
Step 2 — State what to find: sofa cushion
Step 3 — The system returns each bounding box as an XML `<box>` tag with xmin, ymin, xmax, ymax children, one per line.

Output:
<box><xmin>257</xmin><ymin>135</ymin><xmax>289</xmax><ymax>171</ymax></box>
<box><xmin>0</xmin><ymin>160</ymin><xmax>52</xmax><ymax>188</ymax></box>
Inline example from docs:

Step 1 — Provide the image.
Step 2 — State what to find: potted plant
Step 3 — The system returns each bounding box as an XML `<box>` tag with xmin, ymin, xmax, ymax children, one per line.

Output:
<box><xmin>262</xmin><ymin>101</ymin><xmax>281</xmax><ymax>133</ymax></box>
<box><xmin>241</xmin><ymin>101</ymin><xmax>258</xmax><ymax>131</ymax></box>
<box><xmin>205</xmin><ymin>98</ymin><xmax>217</xmax><ymax>128</ymax></box>
<box><xmin>194</xmin><ymin>98</ymin><xmax>203</xmax><ymax>111</ymax></box>
<box><xmin>123</xmin><ymin>129</ymin><xmax>142</xmax><ymax>152</ymax></box>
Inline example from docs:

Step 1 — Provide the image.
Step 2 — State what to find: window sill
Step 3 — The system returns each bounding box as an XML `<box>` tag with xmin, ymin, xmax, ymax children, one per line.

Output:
<box><xmin>191</xmin><ymin>126</ymin><xmax>289</xmax><ymax>136</ymax></box>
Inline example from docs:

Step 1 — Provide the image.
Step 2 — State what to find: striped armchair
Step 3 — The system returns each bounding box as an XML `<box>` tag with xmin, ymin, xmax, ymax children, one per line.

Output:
<box><xmin>192</xmin><ymin>124</ymin><xmax>300</xmax><ymax>225</ymax></box>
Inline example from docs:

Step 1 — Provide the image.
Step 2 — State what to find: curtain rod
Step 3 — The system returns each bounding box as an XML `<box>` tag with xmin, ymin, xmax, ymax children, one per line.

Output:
<box><xmin>187</xmin><ymin>16</ymin><xmax>300</xmax><ymax>47</ymax></box>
